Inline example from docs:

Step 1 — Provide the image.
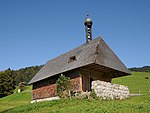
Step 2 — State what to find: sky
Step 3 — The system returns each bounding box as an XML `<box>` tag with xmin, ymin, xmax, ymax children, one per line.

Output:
<box><xmin>0</xmin><ymin>0</ymin><xmax>150</xmax><ymax>71</ymax></box>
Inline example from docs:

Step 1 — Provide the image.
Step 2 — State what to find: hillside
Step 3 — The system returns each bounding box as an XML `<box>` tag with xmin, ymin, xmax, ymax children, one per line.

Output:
<box><xmin>0</xmin><ymin>86</ymin><xmax>32</xmax><ymax>112</ymax></box>
<box><xmin>0</xmin><ymin>66</ymin><xmax>43</xmax><ymax>98</ymax></box>
<box><xmin>0</xmin><ymin>72</ymin><xmax>150</xmax><ymax>113</ymax></box>
<box><xmin>112</xmin><ymin>72</ymin><xmax>150</xmax><ymax>94</ymax></box>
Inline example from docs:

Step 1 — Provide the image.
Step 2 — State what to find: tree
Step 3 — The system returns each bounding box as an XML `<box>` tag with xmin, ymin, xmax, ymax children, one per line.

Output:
<box><xmin>0</xmin><ymin>69</ymin><xmax>15</xmax><ymax>98</ymax></box>
<box><xmin>56</xmin><ymin>74</ymin><xmax>72</xmax><ymax>98</ymax></box>
<box><xmin>129</xmin><ymin>66</ymin><xmax>150</xmax><ymax>72</ymax></box>
<box><xmin>14</xmin><ymin>65</ymin><xmax>43</xmax><ymax>85</ymax></box>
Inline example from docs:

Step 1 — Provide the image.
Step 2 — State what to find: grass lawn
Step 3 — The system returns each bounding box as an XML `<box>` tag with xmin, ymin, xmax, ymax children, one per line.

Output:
<box><xmin>1</xmin><ymin>94</ymin><xmax>150</xmax><ymax>113</ymax></box>
<box><xmin>0</xmin><ymin>72</ymin><xmax>150</xmax><ymax>113</ymax></box>
<box><xmin>112</xmin><ymin>72</ymin><xmax>150</xmax><ymax>94</ymax></box>
<box><xmin>0</xmin><ymin>86</ymin><xmax>32</xmax><ymax>112</ymax></box>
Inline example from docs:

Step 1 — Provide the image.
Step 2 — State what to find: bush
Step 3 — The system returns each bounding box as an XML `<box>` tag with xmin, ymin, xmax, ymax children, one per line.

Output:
<box><xmin>56</xmin><ymin>74</ymin><xmax>72</xmax><ymax>98</ymax></box>
<box><xmin>90</xmin><ymin>89</ymin><xmax>97</xmax><ymax>99</ymax></box>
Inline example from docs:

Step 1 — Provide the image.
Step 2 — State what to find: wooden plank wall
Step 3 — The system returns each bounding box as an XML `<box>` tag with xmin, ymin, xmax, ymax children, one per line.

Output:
<box><xmin>80</xmin><ymin>68</ymin><xmax>112</xmax><ymax>91</ymax></box>
<box><xmin>32</xmin><ymin>69</ymin><xmax>82</xmax><ymax>100</ymax></box>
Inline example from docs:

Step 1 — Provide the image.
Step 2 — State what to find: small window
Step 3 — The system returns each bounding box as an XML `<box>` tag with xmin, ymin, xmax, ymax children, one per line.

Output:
<box><xmin>68</xmin><ymin>56</ymin><xmax>77</xmax><ymax>63</ymax></box>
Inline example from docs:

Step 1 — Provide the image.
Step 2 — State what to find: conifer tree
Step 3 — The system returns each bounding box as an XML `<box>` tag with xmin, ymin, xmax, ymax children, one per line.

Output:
<box><xmin>0</xmin><ymin>69</ymin><xmax>15</xmax><ymax>98</ymax></box>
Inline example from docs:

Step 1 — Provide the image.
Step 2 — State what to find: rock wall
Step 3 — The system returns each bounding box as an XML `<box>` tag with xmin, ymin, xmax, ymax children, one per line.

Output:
<box><xmin>91</xmin><ymin>80</ymin><xmax>129</xmax><ymax>100</ymax></box>
<box><xmin>31</xmin><ymin>97</ymin><xmax>60</xmax><ymax>103</ymax></box>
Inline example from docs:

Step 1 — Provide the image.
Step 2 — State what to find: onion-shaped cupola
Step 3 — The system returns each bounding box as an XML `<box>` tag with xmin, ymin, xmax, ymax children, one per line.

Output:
<box><xmin>84</xmin><ymin>15</ymin><xmax>93</xmax><ymax>43</ymax></box>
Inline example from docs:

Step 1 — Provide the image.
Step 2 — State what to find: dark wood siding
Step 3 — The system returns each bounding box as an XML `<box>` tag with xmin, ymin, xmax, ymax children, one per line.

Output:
<box><xmin>80</xmin><ymin>68</ymin><xmax>112</xmax><ymax>91</ymax></box>
<box><xmin>32</xmin><ymin>69</ymin><xmax>81</xmax><ymax>100</ymax></box>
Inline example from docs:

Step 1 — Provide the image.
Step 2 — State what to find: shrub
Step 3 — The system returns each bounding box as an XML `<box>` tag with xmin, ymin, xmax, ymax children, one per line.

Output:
<box><xmin>90</xmin><ymin>89</ymin><xmax>97</xmax><ymax>99</ymax></box>
<box><xmin>56</xmin><ymin>74</ymin><xmax>72</xmax><ymax>98</ymax></box>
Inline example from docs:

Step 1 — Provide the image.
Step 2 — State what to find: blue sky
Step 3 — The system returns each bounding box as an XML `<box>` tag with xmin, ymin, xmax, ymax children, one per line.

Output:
<box><xmin>0</xmin><ymin>0</ymin><xmax>150</xmax><ymax>70</ymax></box>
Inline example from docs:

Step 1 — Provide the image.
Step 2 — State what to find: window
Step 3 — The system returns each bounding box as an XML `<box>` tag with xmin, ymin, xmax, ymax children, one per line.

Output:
<box><xmin>68</xmin><ymin>56</ymin><xmax>77</xmax><ymax>63</ymax></box>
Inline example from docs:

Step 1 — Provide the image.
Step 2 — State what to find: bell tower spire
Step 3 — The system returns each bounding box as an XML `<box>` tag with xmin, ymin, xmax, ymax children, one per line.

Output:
<box><xmin>84</xmin><ymin>15</ymin><xmax>93</xmax><ymax>43</ymax></box>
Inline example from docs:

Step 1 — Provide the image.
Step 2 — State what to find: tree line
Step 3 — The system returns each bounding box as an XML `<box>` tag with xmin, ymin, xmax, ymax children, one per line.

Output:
<box><xmin>128</xmin><ymin>66</ymin><xmax>150</xmax><ymax>72</ymax></box>
<box><xmin>14</xmin><ymin>65</ymin><xmax>43</xmax><ymax>85</ymax></box>
<box><xmin>0</xmin><ymin>65</ymin><xmax>43</xmax><ymax>98</ymax></box>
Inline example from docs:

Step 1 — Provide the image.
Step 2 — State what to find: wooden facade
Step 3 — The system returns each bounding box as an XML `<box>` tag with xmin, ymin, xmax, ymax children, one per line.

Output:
<box><xmin>32</xmin><ymin>69</ymin><xmax>81</xmax><ymax>100</ymax></box>
<box><xmin>32</xmin><ymin>68</ymin><xmax>114</xmax><ymax>100</ymax></box>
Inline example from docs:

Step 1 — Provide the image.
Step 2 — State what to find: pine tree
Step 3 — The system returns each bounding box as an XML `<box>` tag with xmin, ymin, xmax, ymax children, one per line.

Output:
<box><xmin>56</xmin><ymin>74</ymin><xmax>72</xmax><ymax>98</ymax></box>
<box><xmin>0</xmin><ymin>69</ymin><xmax>15</xmax><ymax>98</ymax></box>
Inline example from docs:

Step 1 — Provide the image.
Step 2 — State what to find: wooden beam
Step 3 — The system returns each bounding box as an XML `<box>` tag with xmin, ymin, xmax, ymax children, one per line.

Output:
<box><xmin>79</xmin><ymin>75</ymin><xmax>83</xmax><ymax>91</ymax></box>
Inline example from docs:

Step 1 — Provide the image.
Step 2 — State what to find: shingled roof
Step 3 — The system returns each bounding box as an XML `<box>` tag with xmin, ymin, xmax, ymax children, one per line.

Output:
<box><xmin>29</xmin><ymin>37</ymin><xmax>130</xmax><ymax>84</ymax></box>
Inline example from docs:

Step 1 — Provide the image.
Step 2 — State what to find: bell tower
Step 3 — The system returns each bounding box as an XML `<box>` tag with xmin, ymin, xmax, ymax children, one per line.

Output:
<box><xmin>84</xmin><ymin>15</ymin><xmax>93</xmax><ymax>43</ymax></box>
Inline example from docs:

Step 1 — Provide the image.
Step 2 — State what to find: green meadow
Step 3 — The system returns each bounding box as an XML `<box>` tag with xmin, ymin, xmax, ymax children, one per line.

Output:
<box><xmin>0</xmin><ymin>86</ymin><xmax>32</xmax><ymax>112</ymax></box>
<box><xmin>0</xmin><ymin>72</ymin><xmax>150</xmax><ymax>113</ymax></box>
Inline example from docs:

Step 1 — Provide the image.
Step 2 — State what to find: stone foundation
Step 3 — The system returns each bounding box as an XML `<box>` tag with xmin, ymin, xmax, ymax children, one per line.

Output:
<box><xmin>92</xmin><ymin>80</ymin><xmax>129</xmax><ymax>100</ymax></box>
<box><xmin>31</xmin><ymin>96</ymin><xmax>60</xmax><ymax>103</ymax></box>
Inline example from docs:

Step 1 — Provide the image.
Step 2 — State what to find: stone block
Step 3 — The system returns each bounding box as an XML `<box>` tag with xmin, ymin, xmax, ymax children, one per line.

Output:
<box><xmin>91</xmin><ymin>80</ymin><xmax>130</xmax><ymax>100</ymax></box>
